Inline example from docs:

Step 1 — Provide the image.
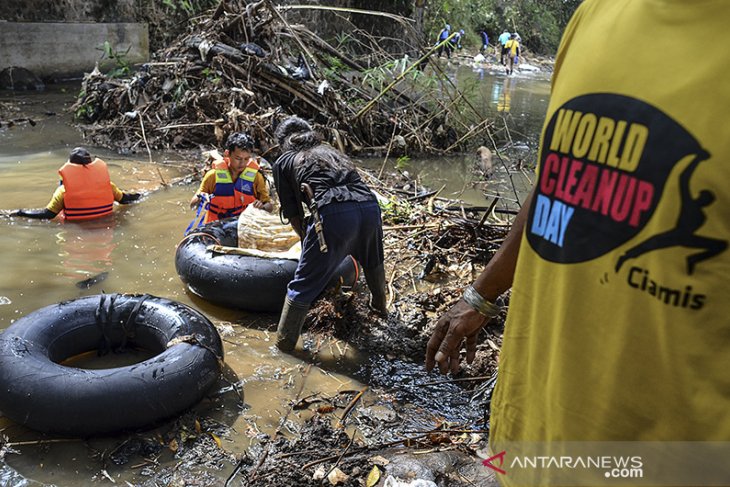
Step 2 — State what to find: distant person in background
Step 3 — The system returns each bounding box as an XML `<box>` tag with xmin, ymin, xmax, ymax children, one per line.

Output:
<box><xmin>504</xmin><ymin>33</ymin><xmax>521</xmax><ymax>75</ymax></box>
<box><xmin>436</xmin><ymin>24</ymin><xmax>452</xmax><ymax>58</ymax></box>
<box><xmin>13</xmin><ymin>147</ymin><xmax>140</xmax><ymax>221</ymax></box>
<box><xmin>189</xmin><ymin>132</ymin><xmax>273</xmax><ymax>223</ymax></box>
<box><xmin>450</xmin><ymin>29</ymin><xmax>465</xmax><ymax>52</ymax></box>
<box><xmin>498</xmin><ymin>29</ymin><xmax>511</xmax><ymax>65</ymax></box>
<box><xmin>479</xmin><ymin>30</ymin><xmax>490</xmax><ymax>55</ymax></box>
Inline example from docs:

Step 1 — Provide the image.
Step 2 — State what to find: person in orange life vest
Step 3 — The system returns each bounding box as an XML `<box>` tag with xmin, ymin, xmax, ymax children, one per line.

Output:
<box><xmin>189</xmin><ymin>132</ymin><xmax>273</xmax><ymax>222</ymax></box>
<box><xmin>12</xmin><ymin>147</ymin><xmax>141</xmax><ymax>220</ymax></box>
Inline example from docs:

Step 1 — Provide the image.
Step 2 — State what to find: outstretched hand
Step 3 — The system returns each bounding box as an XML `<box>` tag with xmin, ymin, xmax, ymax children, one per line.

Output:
<box><xmin>425</xmin><ymin>299</ymin><xmax>489</xmax><ymax>375</ymax></box>
<box><xmin>425</xmin><ymin>189</ymin><xmax>530</xmax><ymax>375</ymax></box>
<box><xmin>190</xmin><ymin>193</ymin><xmax>209</xmax><ymax>210</ymax></box>
<box><xmin>252</xmin><ymin>200</ymin><xmax>274</xmax><ymax>212</ymax></box>
<box><xmin>120</xmin><ymin>192</ymin><xmax>142</xmax><ymax>204</ymax></box>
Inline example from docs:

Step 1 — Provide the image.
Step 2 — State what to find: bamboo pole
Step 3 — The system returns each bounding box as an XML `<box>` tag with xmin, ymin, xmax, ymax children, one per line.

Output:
<box><xmin>277</xmin><ymin>5</ymin><xmax>415</xmax><ymax>25</ymax></box>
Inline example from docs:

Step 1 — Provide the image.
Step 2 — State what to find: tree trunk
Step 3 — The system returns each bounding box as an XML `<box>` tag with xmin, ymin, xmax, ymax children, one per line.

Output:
<box><xmin>414</xmin><ymin>0</ymin><xmax>426</xmax><ymax>45</ymax></box>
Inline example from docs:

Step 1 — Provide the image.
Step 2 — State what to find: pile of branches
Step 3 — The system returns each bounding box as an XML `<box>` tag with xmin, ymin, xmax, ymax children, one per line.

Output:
<box><xmin>73</xmin><ymin>0</ymin><xmax>489</xmax><ymax>155</ymax></box>
<box><xmin>362</xmin><ymin>170</ymin><xmax>512</xmax><ymax>284</ymax></box>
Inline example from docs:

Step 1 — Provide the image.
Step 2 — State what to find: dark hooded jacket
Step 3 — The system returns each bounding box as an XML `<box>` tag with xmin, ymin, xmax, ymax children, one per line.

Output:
<box><xmin>272</xmin><ymin>130</ymin><xmax>375</xmax><ymax>221</ymax></box>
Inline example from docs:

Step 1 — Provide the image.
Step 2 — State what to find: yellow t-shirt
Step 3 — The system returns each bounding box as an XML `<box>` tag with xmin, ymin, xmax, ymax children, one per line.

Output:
<box><xmin>46</xmin><ymin>182</ymin><xmax>124</xmax><ymax>214</ymax></box>
<box><xmin>196</xmin><ymin>168</ymin><xmax>271</xmax><ymax>203</ymax></box>
<box><xmin>490</xmin><ymin>0</ymin><xmax>730</xmax><ymax>482</ymax></box>
<box><xmin>504</xmin><ymin>39</ymin><xmax>519</xmax><ymax>57</ymax></box>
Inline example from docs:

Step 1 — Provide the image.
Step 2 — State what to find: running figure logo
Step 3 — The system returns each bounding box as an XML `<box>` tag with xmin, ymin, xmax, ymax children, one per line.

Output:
<box><xmin>615</xmin><ymin>151</ymin><xmax>727</xmax><ymax>275</ymax></box>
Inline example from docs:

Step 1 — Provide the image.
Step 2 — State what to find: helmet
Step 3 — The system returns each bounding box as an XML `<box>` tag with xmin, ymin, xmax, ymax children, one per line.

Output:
<box><xmin>459</xmin><ymin>29</ymin><xmax>465</xmax><ymax>35</ymax></box>
<box><xmin>445</xmin><ymin>24</ymin><xmax>451</xmax><ymax>31</ymax></box>
<box><xmin>69</xmin><ymin>147</ymin><xmax>92</xmax><ymax>165</ymax></box>
<box><xmin>225</xmin><ymin>132</ymin><xmax>255</xmax><ymax>152</ymax></box>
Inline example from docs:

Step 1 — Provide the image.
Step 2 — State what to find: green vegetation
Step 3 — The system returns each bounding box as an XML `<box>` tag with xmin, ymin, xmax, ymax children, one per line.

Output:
<box><xmin>161</xmin><ymin>0</ymin><xmax>216</xmax><ymax>16</ymax></box>
<box><xmin>322</xmin><ymin>54</ymin><xmax>348</xmax><ymax>79</ymax></box>
<box><xmin>98</xmin><ymin>41</ymin><xmax>131</xmax><ymax>78</ymax></box>
<box><xmin>379</xmin><ymin>195</ymin><xmax>413</xmax><ymax>225</ymax></box>
<box><xmin>172</xmin><ymin>79</ymin><xmax>190</xmax><ymax>102</ymax></box>
<box><xmin>395</xmin><ymin>155</ymin><xmax>411</xmax><ymax>172</ymax></box>
<box><xmin>201</xmin><ymin>68</ymin><xmax>221</xmax><ymax>85</ymax></box>
<box><xmin>74</xmin><ymin>90</ymin><xmax>93</xmax><ymax>121</ymax></box>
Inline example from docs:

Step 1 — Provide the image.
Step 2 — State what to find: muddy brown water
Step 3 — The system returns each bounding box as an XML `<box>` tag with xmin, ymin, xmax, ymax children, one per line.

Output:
<box><xmin>0</xmin><ymin>68</ymin><xmax>549</xmax><ymax>485</ymax></box>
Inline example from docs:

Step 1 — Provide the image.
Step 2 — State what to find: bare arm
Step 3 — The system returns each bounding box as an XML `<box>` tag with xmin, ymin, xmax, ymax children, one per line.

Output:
<box><xmin>191</xmin><ymin>171</ymin><xmax>215</xmax><ymax>209</ymax></box>
<box><xmin>252</xmin><ymin>172</ymin><xmax>274</xmax><ymax>212</ymax></box>
<box><xmin>425</xmin><ymin>188</ymin><xmax>534</xmax><ymax>374</ymax></box>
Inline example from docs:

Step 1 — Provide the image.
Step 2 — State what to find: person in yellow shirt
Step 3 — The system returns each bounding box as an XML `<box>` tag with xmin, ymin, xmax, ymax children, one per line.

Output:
<box><xmin>427</xmin><ymin>1</ymin><xmax>730</xmax><ymax>485</ymax></box>
<box><xmin>190</xmin><ymin>132</ymin><xmax>273</xmax><ymax>223</ymax></box>
<box><xmin>503</xmin><ymin>33</ymin><xmax>520</xmax><ymax>75</ymax></box>
<box><xmin>13</xmin><ymin>147</ymin><xmax>140</xmax><ymax>221</ymax></box>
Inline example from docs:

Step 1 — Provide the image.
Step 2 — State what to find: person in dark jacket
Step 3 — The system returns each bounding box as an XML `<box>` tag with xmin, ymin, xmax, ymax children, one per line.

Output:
<box><xmin>272</xmin><ymin>116</ymin><xmax>387</xmax><ymax>352</ymax></box>
<box><xmin>436</xmin><ymin>24</ymin><xmax>452</xmax><ymax>58</ymax></box>
<box><xmin>450</xmin><ymin>29</ymin><xmax>465</xmax><ymax>51</ymax></box>
<box><xmin>479</xmin><ymin>30</ymin><xmax>490</xmax><ymax>55</ymax></box>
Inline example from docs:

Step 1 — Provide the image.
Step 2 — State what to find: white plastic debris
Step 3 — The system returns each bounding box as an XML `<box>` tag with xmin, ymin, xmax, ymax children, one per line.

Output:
<box><xmin>383</xmin><ymin>476</ymin><xmax>438</xmax><ymax>487</ymax></box>
<box><xmin>317</xmin><ymin>80</ymin><xmax>331</xmax><ymax>95</ymax></box>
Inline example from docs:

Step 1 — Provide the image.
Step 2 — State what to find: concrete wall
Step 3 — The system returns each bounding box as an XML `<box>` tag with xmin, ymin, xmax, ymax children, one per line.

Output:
<box><xmin>0</xmin><ymin>22</ymin><xmax>148</xmax><ymax>78</ymax></box>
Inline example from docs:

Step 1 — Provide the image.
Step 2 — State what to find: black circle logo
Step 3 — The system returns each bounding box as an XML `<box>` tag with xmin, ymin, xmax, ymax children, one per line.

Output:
<box><xmin>527</xmin><ymin>93</ymin><xmax>705</xmax><ymax>263</ymax></box>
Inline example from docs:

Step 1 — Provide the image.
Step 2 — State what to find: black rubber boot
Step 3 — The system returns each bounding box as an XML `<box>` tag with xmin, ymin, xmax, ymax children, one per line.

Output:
<box><xmin>276</xmin><ymin>298</ymin><xmax>310</xmax><ymax>352</ymax></box>
<box><xmin>364</xmin><ymin>264</ymin><xmax>388</xmax><ymax>315</ymax></box>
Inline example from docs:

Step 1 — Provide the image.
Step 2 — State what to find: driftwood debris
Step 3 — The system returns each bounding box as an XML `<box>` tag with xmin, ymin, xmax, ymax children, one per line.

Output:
<box><xmin>73</xmin><ymin>1</ymin><xmax>491</xmax><ymax>156</ymax></box>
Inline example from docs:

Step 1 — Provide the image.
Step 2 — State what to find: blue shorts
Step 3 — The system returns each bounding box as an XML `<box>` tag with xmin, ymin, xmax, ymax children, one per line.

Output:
<box><xmin>287</xmin><ymin>200</ymin><xmax>383</xmax><ymax>305</ymax></box>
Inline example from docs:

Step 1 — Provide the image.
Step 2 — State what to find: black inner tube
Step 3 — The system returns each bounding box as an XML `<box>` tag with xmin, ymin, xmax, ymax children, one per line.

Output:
<box><xmin>176</xmin><ymin>218</ymin><xmax>358</xmax><ymax>311</ymax></box>
<box><xmin>0</xmin><ymin>294</ymin><xmax>224</xmax><ymax>436</ymax></box>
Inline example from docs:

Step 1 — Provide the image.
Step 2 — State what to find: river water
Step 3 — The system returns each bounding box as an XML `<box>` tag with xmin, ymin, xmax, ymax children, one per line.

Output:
<box><xmin>0</xmin><ymin>65</ymin><xmax>550</xmax><ymax>485</ymax></box>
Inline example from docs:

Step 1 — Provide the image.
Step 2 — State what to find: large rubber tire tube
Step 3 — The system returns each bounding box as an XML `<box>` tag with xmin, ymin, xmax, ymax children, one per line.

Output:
<box><xmin>0</xmin><ymin>294</ymin><xmax>223</xmax><ymax>437</ymax></box>
<box><xmin>176</xmin><ymin>218</ymin><xmax>358</xmax><ymax>312</ymax></box>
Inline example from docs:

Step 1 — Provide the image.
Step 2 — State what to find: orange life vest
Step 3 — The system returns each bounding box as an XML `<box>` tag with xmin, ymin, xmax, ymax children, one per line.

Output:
<box><xmin>58</xmin><ymin>159</ymin><xmax>115</xmax><ymax>221</ymax></box>
<box><xmin>205</xmin><ymin>157</ymin><xmax>260</xmax><ymax>223</ymax></box>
